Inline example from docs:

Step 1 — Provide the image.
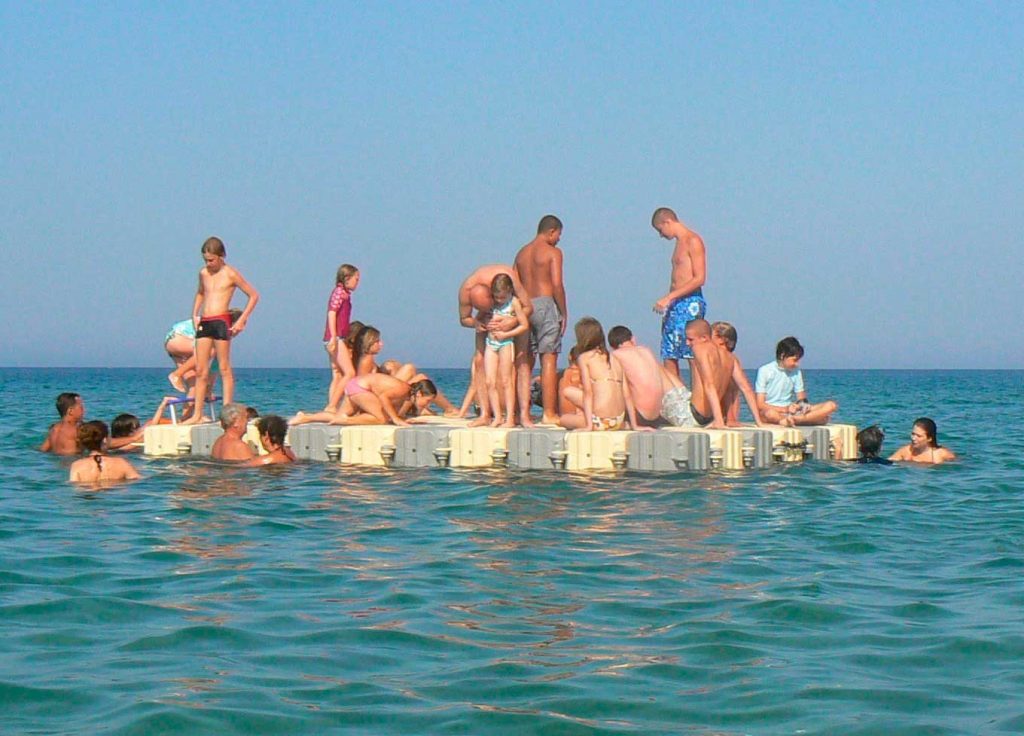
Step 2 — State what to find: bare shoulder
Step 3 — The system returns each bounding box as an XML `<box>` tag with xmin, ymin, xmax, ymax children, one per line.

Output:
<box><xmin>685</xmin><ymin>230</ymin><xmax>706</xmax><ymax>252</ymax></box>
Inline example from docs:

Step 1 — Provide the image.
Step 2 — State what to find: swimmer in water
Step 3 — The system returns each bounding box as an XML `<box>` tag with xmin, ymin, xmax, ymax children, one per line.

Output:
<box><xmin>40</xmin><ymin>392</ymin><xmax>85</xmax><ymax>456</ymax></box>
<box><xmin>246</xmin><ymin>415</ymin><xmax>296</xmax><ymax>466</ymax></box>
<box><xmin>889</xmin><ymin>417</ymin><xmax>956</xmax><ymax>464</ymax></box>
<box><xmin>69</xmin><ymin>421</ymin><xmax>141</xmax><ymax>483</ymax></box>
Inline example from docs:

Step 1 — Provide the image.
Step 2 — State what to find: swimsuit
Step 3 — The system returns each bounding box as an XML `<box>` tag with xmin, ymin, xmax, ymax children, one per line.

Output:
<box><xmin>323</xmin><ymin>285</ymin><xmax>353</xmax><ymax>341</ymax></box>
<box><xmin>196</xmin><ymin>313</ymin><xmax>232</xmax><ymax>341</ymax></box>
<box><xmin>660</xmin><ymin>290</ymin><xmax>706</xmax><ymax>361</ymax></box>
<box><xmin>344</xmin><ymin>377</ymin><xmax>370</xmax><ymax>397</ymax></box>
<box><xmin>528</xmin><ymin>295</ymin><xmax>562</xmax><ymax>355</ymax></box>
<box><xmin>591</xmin><ymin>413</ymin><xmax>625</xmax><ymax>431</ymax></box>
<box><xmin>485</xmin><ymin>299</ymin><xmax>516</xmax><ymax>351</ymax></box>
<box><xmin>165</xmin><ymin>318</ymin><xmax>196</xmax><ymax>344</ymax></box>
<box><xmin>689</xmin><ymin>403</ymin><xmax>713</xmax><ymax>427</ymax></box>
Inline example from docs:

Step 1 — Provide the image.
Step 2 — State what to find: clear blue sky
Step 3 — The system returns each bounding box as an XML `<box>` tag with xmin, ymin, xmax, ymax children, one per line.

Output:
<box><xmin>2</xmin><ymin>2</ymin><xmax>1021</xmax><ymax>369</ymax></box>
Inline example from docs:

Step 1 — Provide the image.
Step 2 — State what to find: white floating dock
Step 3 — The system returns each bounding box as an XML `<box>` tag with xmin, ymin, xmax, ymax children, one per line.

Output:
<box><xmin>144</xmin><ymin>420</ymin><xmax>859</xmax><ymax>470</ymax></box>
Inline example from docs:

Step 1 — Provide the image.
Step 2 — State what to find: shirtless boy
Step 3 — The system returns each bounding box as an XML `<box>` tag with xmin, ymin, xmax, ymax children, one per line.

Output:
<box><xmin>607</xmin><ymin>326</ymin><xmax>684</xmax><ymax>431</ymax></box>
<box><xmin>211</xmin><ymin>403</ymin><xmax>256</xmax><ymax>461</ymax></box>
<box><xmin>457</xmin><ymin>264</ymin><xmax>533</xmax><ymax>426</ymax></box>
<box><xmin>514</xmin><ymin>215</ymin><xmax>567</xmax><ymax>425</ymax></box>
<box><xmin>40</xmin><ymin>392</ymin><xmax>84</xmax><ymax>455</ymax></box>
<box><xmin>711</xmin><ymin>321</ymin><xmax>764</xmax><ymax>427</ymax></box>
<box><xmin>651</xmin><ymin>207</ymin><xmax>707</xmax><ymax>380</ymax></box>
<box><xmin>755</xmin><ymin>336</ymin><xmax>838</xmax><ymax>426</ymax></box>
<box><xmin>677</xmin><ymin>319</ymin><xmax>732</xmax><ymax>429</ymax></box>
<box><xmin>184</xmin><ymin>237</ymin><xmax>260</xmax><ymax>425</ymax></box>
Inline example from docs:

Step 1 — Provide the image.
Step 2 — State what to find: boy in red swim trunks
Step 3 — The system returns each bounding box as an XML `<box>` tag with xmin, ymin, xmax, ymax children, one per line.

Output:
<box><xmin>182</xmin><ymin>236</ymin><xmax>260</xmax><ymax>424</ymax></box>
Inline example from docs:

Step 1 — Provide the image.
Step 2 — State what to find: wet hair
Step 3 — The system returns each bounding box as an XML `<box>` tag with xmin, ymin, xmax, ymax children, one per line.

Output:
<box><xmin>336</xmin><ymin>263</ymin><xmax>358</xmax><ymax>286</ymax></box>
<box><xmin>77</xmin><ymin>420</ymin><xmax>108</xmax><ymax>453</ymax></box>
<box><xmin>245</xmin><ymin>406</ymin><xmax>259</xmax><ymax>420</ymax></box>
<box><xmin>257</xmin><ymin>415</ymin><xmax>288</xmax><ymax>448</ymax></box>
<box><xmin>651</xmin><ymin>207</ymin><xmax>678</xmax><ymax>226</ymax></box>
<box><xmin>220</xmin><ymin>403</ymin><xmax>247</xmax><ymax>430</ymax></box>
<box><xmin>537</xmin><ymin>214</ymin><xmax>563</xmax><ymax>233</ymax></box>
<box><xmin>344</xmin><ymin>321</ymin><xmax>366</xmax><ymax>350</ymax></box>
<box><xmin>201</xmin><ymin>236</ymin><xmax>226</xmax><ymax>257</ymax></box>
<box><xmin>574</xmin><ymin>317</ymin><xmax>608</xmax><ymax>357</ymax></box>
<box><xmin>913</xmin><ymin>417</ymin><xmax>940</xmax><ymax>448</ymax></box>
<box><xmin>111</xmin><ymin>414</ymin><xmax>140</xmax><ymax>438</ymax></box>
<box><xmin>711</xmin><ymin>321</ymin><xmax>737</xmax><ymax>351</ymax></box>
<box><xmin>352</xmin><ymin>325</ymin><xmax>381</xmax><ymax>366</ymax></box>
<box><xmin>857</xmin><ymin>425</ymin><xmax>885</xmax><ymax>458</ymax></box>
<box><xmin>684</xmin><ymin>318</ymin><xmax>711</xmax><ymax>338</ymax></box>
<box><xmin>490</xmin><ymin>273</ymin><xmax>515</xmax><ymax>300</ymax></box>
<box><xmin>776</xmin><ymin>336</ymin><xmax>805</xmax><ymax>361</ymax></box>
<box><xmin>607</xmin><ymin>325</ymin><xmax>633</xmax><ymax>350</ymax></box>
<box><xmin>56</xmin><ymin>392</ymin><xmax>81</xmax><ymax>418</ymax></box>
<box><xmin>567</xmin><ymin>345</ymin><xmax>579</xmax><ymax>365</ymax></box>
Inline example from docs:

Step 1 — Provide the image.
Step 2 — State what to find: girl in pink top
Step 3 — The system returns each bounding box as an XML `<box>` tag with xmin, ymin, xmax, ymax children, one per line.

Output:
<box><xmin>323</xmin><ymin>264</ymin><xmax>360</xmax><ymax>411</ymax></box>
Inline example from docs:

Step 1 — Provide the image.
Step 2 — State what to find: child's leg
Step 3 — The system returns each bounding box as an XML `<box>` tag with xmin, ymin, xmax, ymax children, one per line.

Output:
<box><xmin>483</xmin><ymin>346</ymin><xmax>502</xmax><ymax>427</ymax></box>
<box><xmin>184</xmin><ymin>338</ymin><xmax>214</xmax><ymax>424</ymax></box>
<box><xmin>514</xmin><ymin>334</ymin><xmax>534</xmax><ymax>427</ymax></box>
<box><xmin>793</xmin><ymin>400</ymin><xmax>838</xmax><ymax>426</ymax></box>
<box><xmin>562</xmin><ymin>385</ymin><xmax>584</xmax><ymax>411</ymax></box>
<box><xmin>759</xmin><ymin>404</ymin><xmax>792</xmax><ymax>426</ymax></box>
<box><xmin>214</xmin><ymin>339</ymin><xmax>233</xmax><ymax>405</ymax></box>
<box><xmin>499</xmin><ymin>344</ymin><xmax>516</xmax><ymax>427</ymax></box>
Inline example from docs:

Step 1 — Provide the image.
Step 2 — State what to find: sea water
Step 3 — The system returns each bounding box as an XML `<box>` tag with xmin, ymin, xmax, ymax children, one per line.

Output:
<box><xmin>2</xmin><ymin>368</ymin><xmax>1022</xmax><ymax>735</ymax></box>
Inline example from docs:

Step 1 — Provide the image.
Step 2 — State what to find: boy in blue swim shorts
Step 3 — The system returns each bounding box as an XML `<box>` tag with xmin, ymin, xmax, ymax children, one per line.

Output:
<box><xmin>651</xmin><ymin>207</ymin><xmax>708</xmax><ymax>378</ymax></box>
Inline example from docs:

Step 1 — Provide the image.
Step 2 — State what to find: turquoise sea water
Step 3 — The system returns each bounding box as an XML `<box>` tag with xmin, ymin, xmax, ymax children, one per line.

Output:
<box><xmin>2</xmin><ymin>368</ymin><xmax>1023</xmax><ymax>735</ymax></box>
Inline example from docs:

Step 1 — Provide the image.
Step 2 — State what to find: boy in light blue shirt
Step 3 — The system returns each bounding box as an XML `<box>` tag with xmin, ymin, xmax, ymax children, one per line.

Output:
<box><xmin>755</xmin><ymin>336</ymin><xmax>837</xmax><ymax>426</ymax></box>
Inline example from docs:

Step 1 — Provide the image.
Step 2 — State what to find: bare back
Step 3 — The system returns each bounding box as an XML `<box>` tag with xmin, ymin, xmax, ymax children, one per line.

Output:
<box><xmin>514</xmin><ymin>240</ymin><xmax>561</xmax><ymax>299</ymax></box>
<box><xmin>212</xmin><ymin>433</ymin><xmax>255</xmax><ymax>461</ymax></box>
<box><xmin>580</xmin><ymin>349</ymin><xmax>625</xmax><ymax>419</ymax></box>
<box><xmin>43</xmin><ymin>421</ymin><xmax>80</xmax><ymax>455</ymax></box>
<box><xmin>69</xmin><ymin>454</ymin><xmax>140</xmax><ymax>483</ymax></box>
<box><xmin>614</xmin><ymin>344</ymin><xmax>668</xmax><ymax>418</ymax></box>
<box><xmin>690</xmin><ymin>341</ymin><xmax>733</xmax><ymax>417</ymax></box>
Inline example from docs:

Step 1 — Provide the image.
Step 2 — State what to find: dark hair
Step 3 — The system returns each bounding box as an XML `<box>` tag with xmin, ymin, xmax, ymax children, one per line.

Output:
<box><xmin>56</xmin><ymin>392</ymin><xmax>80</xmax><ymax>417</ymax></box>
<box><xmin>77</xmin><ymin>420</ymin><xmax>108</xmax><ymax>453</ymax></box>
<box><xmin>345</xmin><ymin>321</ymin><xmax>366</xmax><ymax>350</ymax></box>
<box><xmin>257</xmin><ymin>415</ymin><xmax>288</xmax><ymax>447</ymax></box>
<box><xmin>245</xmin><ymin>406</ymin><xmax>259</xmax><ymax>420</ymax></box>
<box><xmin>776</xmin><ymin>336</ymin><xmax>805</xmax><ymax>361</ymax></box>
<box><xmin>336</xmin><ymin>263</ymin><xmax>358</xmax><ymax>286</ymax></box>
<box><xmin>711</xmin><ymin>321</ymin><xmax>737</xmax><ymax>351</ymax></box>
<box><xmin>651</xmin><ymin>207</ymin><xmax>677</xmax><ymax>226</ymax></box>
<box><xmin>857</xmin><ymin>425</ymin><xmax>885</xmax><ymax>458</ymax></box>
<box><xmin>111</xmin><ymin>414</ymin><xmax>140</xmax><ymax>438</ymax></box>
<box><xmin>913</xmin><ymin>417</ymin><xmax>940</xmax><ymax>448</ymax></box>
<box><xmin>607</xmin><ymin>325</ymin><xmax>632</xmax><ymax>350</ymax></box>
<box><xmin>410</xmin><ymin>379</ymin><xmax>437</xmax><ymax>398</ymax></box>
<box><xmin>574</xmin><ymin>317</ymin><xmax>607</xmax><ymax>357</ymax></box>
<box><xmin>537</xmin><ymin>214</ymin><xmax>562</xmax><ymax>233</ymax></box>
<box><xmin>201</xmin><ymin>236</ymin><xmax>226</xmax><ymax>256</ymax></box>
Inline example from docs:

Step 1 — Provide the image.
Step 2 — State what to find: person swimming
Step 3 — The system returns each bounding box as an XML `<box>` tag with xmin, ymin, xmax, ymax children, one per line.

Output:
<box><xmin>69</xmin><ymin>421</ymin><xmax>141</xmax><ymax>484</ymax></box>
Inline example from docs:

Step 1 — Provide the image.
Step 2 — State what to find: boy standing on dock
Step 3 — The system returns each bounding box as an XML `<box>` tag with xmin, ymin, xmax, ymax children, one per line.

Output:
<box><xmin>514</xmin><ymin>215</ymin><xmax>567</xmax><ymax>425</ymax></box>
<box><xmin>183</xmin><ymin>237</ymin><xmax>260</xmax><ymax>425</ymax></box>
<box><xmin>651</xmin><ymin>207</ymin><xmax>707</xmax><ymax>381</ymax></box>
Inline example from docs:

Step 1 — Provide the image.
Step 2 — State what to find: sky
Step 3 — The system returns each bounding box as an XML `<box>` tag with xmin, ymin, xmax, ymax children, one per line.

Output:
<box><xmin>1</xmin><ymin>2</ymin><xmax>1021</xmax><ymax>370</ymax></box>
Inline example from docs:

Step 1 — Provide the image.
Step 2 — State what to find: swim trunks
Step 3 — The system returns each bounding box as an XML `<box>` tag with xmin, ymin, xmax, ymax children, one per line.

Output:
<box><xmin>660</xmin><ymin>291</ymin><xmax>706</xmax><ymax>361</ymax></box>
<box><xmin>196</xmin><ymin>314</ymin><xmax>232</xmax><ymax>341</ymax></box>
<box><xmin>529</xmin><ymin>295</ymin><xmax>562</xmax><ymax>355</ymax></box>
<box><xmin>485</xmin><ymin>299</ymin><xmax>516</xmax><ymax>351</ymax></box>
<box><xmin>591</xmin><ymin>413</ymin><xmax>625</xmax><ymax>431</ymax></box>
<box><xmin>689</xmin><ymin>402</ymin><xmax>713</xmax><ymax>427</ymax></box>
<box><xmin>661</xmin><ymin>385</ymin><xmax>699</xmax><ymax>427</ymax></box>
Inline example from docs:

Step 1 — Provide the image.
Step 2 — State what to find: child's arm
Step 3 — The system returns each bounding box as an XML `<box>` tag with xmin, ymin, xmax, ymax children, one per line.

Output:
<box><xmin>732</xmin><ymin>358</ymin><xmax>764</xmax><ymax>426</ymax></box>
<box><xmin>378</xmin><ymin>387</ymin><xmax>411</xmax><ymax>426</ymax></box>
<box><xmin>494</xmin><ymin>298</ymin><xmax>530</xmax><ymax>341</ymax></box>
<box><xmin>229</xmin><ymin>268</ymin><xmax>260</xmax><ymax>335</ymax></box>
<box><xmin>617</xmin><ymin>356</ymin><xmax>651</xmax><ymax>432</ymax></box>
<box><xmin>579</xmin><ymin>354</ymin><xmax>595</xmax><ymax>428</ymax></box>
<box><xmin>39</xmin><ymin>427</ymin><xmax>53</xmax><ymax>452</ymax></box>
<box><xmin>191</xmin><ymin>274</ymin><xmax>205</xmax><ymax>328</ymax></box>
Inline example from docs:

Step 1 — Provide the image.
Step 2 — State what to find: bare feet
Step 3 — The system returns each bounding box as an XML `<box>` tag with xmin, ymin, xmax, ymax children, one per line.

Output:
<box><xmin>168</xmin><ymin>372</ymin><xmax>186</xmax><ymax>393</ymax></box>
<box><xmin>501</xmin><ymin>420</ymin><xmax>516</xmax><ymax>428</ymax></box>
<box><xmin>540</xmin><ymin>414</ymin><xmax>560</xmax><ymax>426</ymax></box>
<box><xmin>468</xmin><ymin>416</ymin><xmax>491</xmax><ymax>428</ymax></box>
<box><xmin>288</xmin><ymin>412</ymin><xmax>307</xmax><ymax>426</ymax></box>
<box><xmin>519</xmin><ymin>414</ymin><xmax>536</xmax><ymax>429</ymax></box>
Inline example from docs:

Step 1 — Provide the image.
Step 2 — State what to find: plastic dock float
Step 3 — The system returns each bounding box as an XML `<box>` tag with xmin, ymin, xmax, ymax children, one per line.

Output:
<box><xmin>287</xmin><ymin>423</ymin><xmax>345</xmax><ymax>462</ymax></box>
<box><xmin>144</xmin><ymin>424</ymin><xmax>198</xmax><ymax>456</ymax></box>
<box><xmin>628</xmin><ymin>430</ymin><xmax>710</xmax><ymax>471</ymax></box>
<box><xmin>508</xmin><ymin>427</ymin><xmax>569</xmax><ymax>470</ymax></box>
<box><xmin>448</xmin><ymin>427</ymin><xmax>515</xmax><ymax>468</ymax></box>
<box><xmin>566</xmin><ymin>430</ymin><xmax>636</xmax><ymax>471</ymax></box>
<box><xmin>824</xmin><ymin>423</ymin><xmax>858</xmax><ymax>460</ymax></box>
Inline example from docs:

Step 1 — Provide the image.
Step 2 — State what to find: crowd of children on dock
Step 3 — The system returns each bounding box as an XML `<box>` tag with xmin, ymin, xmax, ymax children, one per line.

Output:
<box><xmin>39</xmin><ymin>211</ymin><xmax>956</xmax><ymax>482</ymax></box>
